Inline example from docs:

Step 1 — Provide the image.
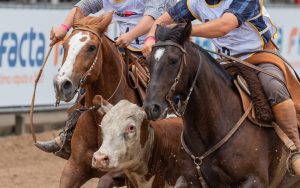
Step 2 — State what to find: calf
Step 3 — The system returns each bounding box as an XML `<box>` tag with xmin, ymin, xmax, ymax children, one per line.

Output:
<box><xmin>92</xmin><ymin>97</ymin><xmax>200</xmax><ymax>188</ymax></box>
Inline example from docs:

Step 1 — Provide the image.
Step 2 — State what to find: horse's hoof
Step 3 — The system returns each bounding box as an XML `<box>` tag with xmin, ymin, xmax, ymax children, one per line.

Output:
<box><xmin>289</xmin><ymin>152</ymin><xmax>300</xmax><ymax>176</ymax></box>
<box><xmin>34</xmin><ymin>138</ymin><xmax>61</xmax><ymax>153</ymax></box>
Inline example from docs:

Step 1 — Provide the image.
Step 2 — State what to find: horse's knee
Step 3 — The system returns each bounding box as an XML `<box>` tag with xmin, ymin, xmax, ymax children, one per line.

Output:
<box><xmin>60</xmin><ymin>160</ymin><xmax>88</xmax><ymax>188</ymax></box>
<box><xmin>97</xmin><ymin>171</ymin><xmax>126</xmax><ymax>188</ymax></box>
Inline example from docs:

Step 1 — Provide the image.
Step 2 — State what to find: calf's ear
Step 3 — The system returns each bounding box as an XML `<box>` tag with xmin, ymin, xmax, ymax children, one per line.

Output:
<box><xmin>93</xmin><ymin>95</ymin><xmax>113</xmax><ymax>115</ymax></box>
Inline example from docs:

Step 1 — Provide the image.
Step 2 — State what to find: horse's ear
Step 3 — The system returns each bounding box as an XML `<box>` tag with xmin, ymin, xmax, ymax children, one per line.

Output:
<box><xmin>93</xmin><ymin>95</ymin><xmax>113</xmax><ymax>115</ymax></box>
<box><xmin>73</xmin><ymin>7</ymin><xmax>85</xmax><ymax>22</ymax></box>
<box><xmin>180</xmin><ymin>21</ymin><xmax>192</xmax><ymax>42</ymax></box>
<box><xmin>97</xmin><ymin>11</ymin><xmax>114</xmax><ymax>33</ymax></box>
<box><xmin>155</xmin><ymin>24</ymin><xmax>163</xmax><ymax>41</ymax></box>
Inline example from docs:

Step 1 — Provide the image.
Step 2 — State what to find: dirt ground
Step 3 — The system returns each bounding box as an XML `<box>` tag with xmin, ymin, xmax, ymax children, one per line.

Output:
<box><xmin>0</xmin><ymin>131</ymin><xmax>98</xmax><ymax>188</ymax></box>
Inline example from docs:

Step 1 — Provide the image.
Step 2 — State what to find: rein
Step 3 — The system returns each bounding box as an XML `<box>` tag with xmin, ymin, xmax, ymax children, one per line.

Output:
<box><xmin>152</xmin><ymin>41</ymin><xmax>257</xmax><ymax>187</ymax></box>
<box><xmin>57</xmin><ymin>27</ymin><xmax>124</xmax><ymax>104</ymax></box>
<box><xmin>181</xmin><ymin>103</ymin><xmax>252</xmax><ymax>188</ymax></box>
<box><xmin>153</xmin><ymin>41</ymin><xmax>201</xmax><ymax>116</ymax></box>
<box><xmin>29</xmin><ymin>47</ymin><xmax>53</xmax><ymax>143</ymax></box>
<box><xmin>29</xmin><ymin>27</ymin><xmax>124</xmax><ymax>144</ymax></box>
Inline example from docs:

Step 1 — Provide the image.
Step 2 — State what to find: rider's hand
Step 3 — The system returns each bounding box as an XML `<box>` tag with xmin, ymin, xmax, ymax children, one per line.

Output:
<box><xmin>50</xmin><ymin>25</ymin><xmax>68</xmax><ymax>47</ymax></box>
<box><xmin>142</xmin><ymin>36</ymin><xmax>156</xmax><ymax>57</ymax></box>
<box><xmin>115</xmin><ymin>33</ymin><xmax>133</xmax><ymax>48</ymax></box>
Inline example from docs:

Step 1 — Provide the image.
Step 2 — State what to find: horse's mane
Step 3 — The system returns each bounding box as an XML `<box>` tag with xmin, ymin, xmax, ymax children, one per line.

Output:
<box><xmin>73</xmin><ymin>16</ymin><xmax>102</xmax><ymax>27</ymax></box>
<box><xmin>73</xmin><ymin>13</ymin><xmax>111</xmax><ymax>33</ymax></box>
<box><xmin>155</xmin><ymin>23</ymin><xmax>233</xmax><ymax>84</ymax></box>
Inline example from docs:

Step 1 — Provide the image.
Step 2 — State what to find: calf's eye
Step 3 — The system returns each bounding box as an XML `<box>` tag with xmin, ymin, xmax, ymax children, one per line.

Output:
<box><xmin>126</xmin><ymin>124</ymin><xmax>136</xmax><ymax>133</ymax></box>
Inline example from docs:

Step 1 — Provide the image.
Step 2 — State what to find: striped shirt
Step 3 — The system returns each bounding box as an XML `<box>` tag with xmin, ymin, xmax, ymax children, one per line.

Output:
<box><xmin>168</xmin><ymin>0</ymin><xmax>274</xmax><ymax>43</ymax></box>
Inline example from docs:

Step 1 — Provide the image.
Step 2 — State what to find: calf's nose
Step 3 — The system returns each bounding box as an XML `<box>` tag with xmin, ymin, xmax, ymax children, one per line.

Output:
<box><xmin>92</xmin><ymin>153</ymin><xmax>110</xmax><ymax>168</ymax></box>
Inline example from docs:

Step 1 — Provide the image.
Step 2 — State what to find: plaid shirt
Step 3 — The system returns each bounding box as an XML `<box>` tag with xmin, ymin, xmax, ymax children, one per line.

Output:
<box><xmin>168</xmin><ymin>0</ymin><xmax>273</xmax><ymax>43</ymax></box>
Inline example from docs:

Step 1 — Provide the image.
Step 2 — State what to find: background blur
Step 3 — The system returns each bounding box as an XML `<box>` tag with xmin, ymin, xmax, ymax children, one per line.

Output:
<box><xmin>0</xmin><ymin>0</ymin><xmax>299</xmax><ymax>188</ymax></box>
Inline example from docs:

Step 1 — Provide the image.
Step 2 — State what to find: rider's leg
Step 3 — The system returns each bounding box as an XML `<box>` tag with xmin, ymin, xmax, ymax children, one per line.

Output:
<box><xmin>35</xmin><ymin>88</ymin><xmax>85</xmax><ymax>159</ymax></box>
<box><xmin>257</xmin><ymin>63</ymin><xmax>300</xmax><ymax>175</ymax></box>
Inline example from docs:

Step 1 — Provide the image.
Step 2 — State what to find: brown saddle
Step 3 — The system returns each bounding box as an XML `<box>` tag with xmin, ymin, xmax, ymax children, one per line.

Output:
<box><xmin>224</xmin><ymin>62</ymin><xmax>297</xmax><ymax>151</ymax></box>
<box><xmin>122</xmin><ymin>50</ymin><xmax>149</xmax><ymax>105</ymax></box>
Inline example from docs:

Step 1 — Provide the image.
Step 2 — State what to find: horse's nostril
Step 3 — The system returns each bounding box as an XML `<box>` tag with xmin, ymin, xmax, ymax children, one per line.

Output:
<box><xmin>62</xmin><ymin>80</ymin><xmax>72</xmax><ymax>90</ymax></box>
<box><xmin>152</xmin><ymin>104</ymin><xmax>160</xmax><ymax>113</ymax></box>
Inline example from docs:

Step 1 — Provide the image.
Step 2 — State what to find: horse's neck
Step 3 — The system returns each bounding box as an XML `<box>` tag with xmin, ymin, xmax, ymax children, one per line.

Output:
<box><xmin>84</xmin><ymin>37</ymin><xmax>138</xmax><ymax>106</ymax></box>
<box><xmin>184</xmin><ymin>53</ymin><xmax>243</xmax><ymax>152</ymax></box>
<box><xmin>147</xmin><ymin>122</ymin><xmax>182</xmax><ymax>181</ymax></box>
<box><xmin>124</xmin><ymin>123</ymin><xmax>180</xmax><ymax>187</ymax></box>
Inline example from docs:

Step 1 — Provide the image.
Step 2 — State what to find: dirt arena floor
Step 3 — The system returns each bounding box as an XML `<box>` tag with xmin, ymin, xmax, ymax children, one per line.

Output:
<box><xmin>0</xmin><ymin>131</ymin><xmax>98</xmax><ymax>188</ymax></box>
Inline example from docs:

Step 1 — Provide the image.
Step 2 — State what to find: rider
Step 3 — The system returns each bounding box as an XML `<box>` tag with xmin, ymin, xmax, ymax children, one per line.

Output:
<box><xmin>50</xmin><ymin>0</ymin><xmax>177</xmax><ymax>51</ymax></box>
<box><xmin>38</xmin><ymin>0</ymin><xmax>177</xmax><ymax>158</ymax></box>
<box><xmin>142</xmin><ymin>0</ymin><xmax>300</xmax><ymax>176</ymax></box>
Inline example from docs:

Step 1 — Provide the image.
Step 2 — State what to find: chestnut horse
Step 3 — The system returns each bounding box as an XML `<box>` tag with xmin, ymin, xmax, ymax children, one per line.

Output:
<box><xmin>143</xmin><ymin>22</ymin><xmax>300</xmax><ymax>187</ymax></box>
<box><xmin>50</xmin><ymin>11</ymin><xmax>140</xmax><ymax>187</ymax></box>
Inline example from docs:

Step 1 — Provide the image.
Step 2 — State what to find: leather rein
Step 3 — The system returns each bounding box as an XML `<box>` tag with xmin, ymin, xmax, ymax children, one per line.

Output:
<box><xmin>152</xmin><ymin>40</ymin><xmax>256</xmax><ymax>188</ymax></box>
<box><xmin>152</xmin><ymin>41</ymin><xmax>202</xmax><ymax>117</ymax></box>
<box><xmin>29</xmin><ymin>27</ymin><xmax>124</xmax><ymax>143</ymax></box>
<box><xmin>57</xmin><ymin>27</ymin><xmax>124</xmax><ymax>105</ymax></box>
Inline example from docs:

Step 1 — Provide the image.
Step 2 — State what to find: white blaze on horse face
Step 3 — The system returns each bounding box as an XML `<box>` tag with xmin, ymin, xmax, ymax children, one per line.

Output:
<box><xmin>154</xmin><ymin>48</ymin><xmax>165</xmax><ymax>63</ymax></box>
<box><xmin>57</xmin><ymin>32</ymin><xmax>90</xmax><ymax>81</ymax></box>
<box><xmin>96</xmin><ymin>100</ymin><xmax>148</xmax><ymax>169</ymax></box>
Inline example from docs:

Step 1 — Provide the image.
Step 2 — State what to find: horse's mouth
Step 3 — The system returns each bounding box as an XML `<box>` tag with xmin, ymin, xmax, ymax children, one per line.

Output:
<box><xmin>144</xmin><ymin>101</ymin><xmax>169</xmax><ymax>121</ymax></box>
<box><xmin>159</xmin><ymin>107</ymin><xmax>169</xmax><ymax>119</ymax></box>
<box><xmin>53</xmin><ymin>77</ymin><xmax>78</xmax><ymax>102</ymax></box>
<box><xmin>54</xmin><ymin>90</ymin><xmax>77</xmax><ymax>102</ymax></box>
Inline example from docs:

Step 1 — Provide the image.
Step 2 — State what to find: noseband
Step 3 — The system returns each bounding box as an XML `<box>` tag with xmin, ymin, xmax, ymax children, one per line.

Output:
<box><xmin>72</xmin><ymin>27</ymin><xmax>103</xmax><ymax>86</ymax></box>
<box><xmin>56</xmin><ymin>27</ymin><xmax>124</xmax><ymax>105</ymax></box>
<box><xmin>152</xmin><ymin>40</ymin><xmax>201</xmax><ymax>116</ymax></box>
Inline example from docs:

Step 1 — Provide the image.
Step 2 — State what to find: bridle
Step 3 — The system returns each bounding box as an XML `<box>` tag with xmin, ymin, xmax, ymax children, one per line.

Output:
<box><xmin>55</xmin><ymin>27</ymin><xmax>124</xmax><ymax>106</ymax></box>
<box><xmin>152</xmin><ymin>40</ymin><xmax>202</xmax><ymax>117</ymax></box>
<box><xmin>30</xmin><ymin>26</ymin><xmax>124</xmax><ymax>143</ymax></box>
<box><xmin>152</xmin><ymin>40</ymin><xmax>252</xmax><ymax>188</ymax></box>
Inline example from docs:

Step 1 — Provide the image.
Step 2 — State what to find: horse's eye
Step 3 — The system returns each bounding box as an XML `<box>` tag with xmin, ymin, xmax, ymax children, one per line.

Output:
<box><xmin>88</xmin><ymin>45</ymin><xmax>96</xmax><ymax>52</ymax></box>
<box><xmin>170</xmin><ymin>59</ymin><xmax>177</xmax><ymax>65</ymax></box>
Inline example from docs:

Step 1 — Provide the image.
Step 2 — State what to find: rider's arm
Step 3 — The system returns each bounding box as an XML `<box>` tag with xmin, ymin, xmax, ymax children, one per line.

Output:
<box><xmin>127</xmin><ymin>0</ymin><xmax>169</xmax><ymax>39</ymax></box>
<box><xmin>115</xmin><ymin>15</ymin><xmax>155</xmax><ymax>47</ymax></box>
<box><xmin>115</xmin><ymin>0</ymin><xmax>169</xmax><ymax>47</ymax></box>
<box><xmin>192</xmin><ymin>0</ymin><xmax>261</xmax><ymax>38</ymax></box>
<box><xmin>142</xmin><ymin>0</ymin><xmax>258</xmax><ymax>56</ymax></box>
<box><xmin>142</xmin><ymin>0</ymin><xmax>195</xmax><ymax>56</ymax></box>
<box><xmin>191</xmin><ymin>13</ymin><xmax>238</xmax><ymax>38</ymax></box>
<box><xmin>74</xmin><ymin>0</ymin><xmax>103</xmax><ymax>17</ymax></box>
<box><xmin>50</xmin><ymin>0</ymin><xmax>103</xmax><ymax>46</ymax></box>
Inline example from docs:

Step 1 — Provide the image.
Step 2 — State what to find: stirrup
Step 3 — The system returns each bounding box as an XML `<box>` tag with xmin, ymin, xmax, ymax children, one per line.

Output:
<box><xmin>287</xmin><ymin>151</ymin><xmax>300</xmax><ymax>176</ymax></box>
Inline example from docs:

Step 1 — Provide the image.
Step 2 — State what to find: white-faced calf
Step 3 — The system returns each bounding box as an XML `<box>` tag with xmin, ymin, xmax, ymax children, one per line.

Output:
<box><xmin>91</xmin><ymin>96</ymin><xmax>199</xmax><ymax>188</ymax></box>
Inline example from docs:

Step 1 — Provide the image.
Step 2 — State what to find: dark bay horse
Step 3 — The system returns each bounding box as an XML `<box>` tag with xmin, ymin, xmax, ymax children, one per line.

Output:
<box><xmin>46</xmin><ymin>10</ymin><xmax>140</xmax><ymax>187</ymax></box>
<box><xmin>143</xmin><ymin>22</ymin><xmax>300</xmax><ymax>187</ymax></box>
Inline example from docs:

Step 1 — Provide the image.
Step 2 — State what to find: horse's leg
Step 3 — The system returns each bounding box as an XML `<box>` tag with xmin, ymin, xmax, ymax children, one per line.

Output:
<box><xmin>239</xmin><ymin>176</ymin><xmax>267</xmax><ymax>188</ymax></box>
<box><xmin>59</xmin><ymin>159</ymin><xmax>92</xmax><ymax>188</ymax></box>
<box><xmin>97</xmin><ymin>171</ymin><xmax>126</xmax><ymax>188</ymax></box>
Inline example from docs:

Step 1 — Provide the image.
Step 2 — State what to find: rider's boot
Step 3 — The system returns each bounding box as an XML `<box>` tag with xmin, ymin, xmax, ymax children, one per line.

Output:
<box><xmin>35</xmin><ymin>89</ymin><xmax>85</xmax><ymax>159</ymax></box>
<box><xmin>273</xmin><ymin>99</ymin><xmax>300</xmax><ymax>176</ymax></box>
<box><xmin>35</xmin><ymin>109</ymin><xmax>82</xmax><ymax>159</ymax></box>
